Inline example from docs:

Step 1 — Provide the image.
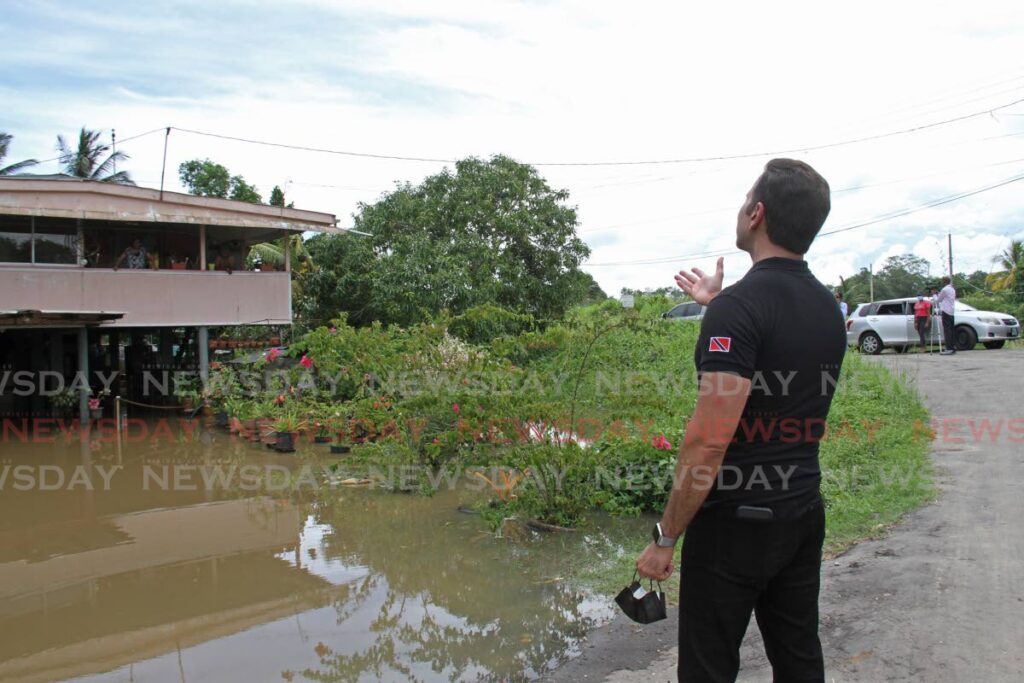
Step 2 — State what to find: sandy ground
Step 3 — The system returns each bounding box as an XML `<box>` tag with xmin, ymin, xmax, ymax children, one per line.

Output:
<box><xmin>548</xmin><ymin>348</ymin><xmax>1024</xmax><ymax>682</ymax></box>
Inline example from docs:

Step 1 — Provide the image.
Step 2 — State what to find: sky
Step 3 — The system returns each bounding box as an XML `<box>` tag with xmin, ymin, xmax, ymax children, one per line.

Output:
<box><xmin>3</xmin><ymin>0</ymin><xmax>1023</xmax><ymax>296</ymax></box>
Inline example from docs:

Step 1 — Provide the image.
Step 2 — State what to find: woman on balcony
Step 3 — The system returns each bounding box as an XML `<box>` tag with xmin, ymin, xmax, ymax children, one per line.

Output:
<box><xmin>113</xmin><ymin>238</ymin><xmax>148</xmax><ymax>270</ymax></box>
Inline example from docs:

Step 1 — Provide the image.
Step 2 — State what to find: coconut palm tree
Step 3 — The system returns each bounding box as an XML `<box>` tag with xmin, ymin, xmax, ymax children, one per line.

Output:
<box><xmin>0</xmin><ymin>132</ymin><xmax>38</xmax><ymax>175</ymax></box>
<box><xmin>987</xmin><ymin>239</ymin><xmax>1024</xmax><ymax>297</ymax></box>
<box><xmin>56</xmin><ymin>127</ymin><xmax>133</xmax><ymax>184</ymax></box>
<box><xmin>249</xmin><ymin>234</ymin><xmax>314</xmax><ymax>273</ymax></box>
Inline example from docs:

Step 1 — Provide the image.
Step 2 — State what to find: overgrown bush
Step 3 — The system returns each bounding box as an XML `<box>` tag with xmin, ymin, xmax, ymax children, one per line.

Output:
<box><xmin>448</xmin><ymin>304</ymin><xmax>536</xmax><ymax>345</ymax></box>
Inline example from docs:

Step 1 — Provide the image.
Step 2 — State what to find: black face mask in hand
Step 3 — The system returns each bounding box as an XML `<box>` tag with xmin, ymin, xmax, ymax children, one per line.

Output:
<box><xmin>615</xmin><ymin>571</ymin><xmax>667</xmax><ymax>624</ymax></box>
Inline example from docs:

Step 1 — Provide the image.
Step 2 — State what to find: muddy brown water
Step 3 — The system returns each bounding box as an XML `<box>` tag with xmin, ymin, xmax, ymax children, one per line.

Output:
<box><xmin>0</xmin><ymin>418</ymin><xmax>646</xmax><ymax>682</ymax></box>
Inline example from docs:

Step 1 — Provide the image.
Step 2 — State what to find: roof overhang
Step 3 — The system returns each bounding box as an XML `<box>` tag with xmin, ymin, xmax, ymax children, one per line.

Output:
<box><xmin>0</xmin><ymin>309</ymin><xmax>125</xmax><ymax>328</ymax></box>
<box><xmin>0</xmin><ymin>176</ymin><xmax>341</xmax><ymax>234</ymax></box>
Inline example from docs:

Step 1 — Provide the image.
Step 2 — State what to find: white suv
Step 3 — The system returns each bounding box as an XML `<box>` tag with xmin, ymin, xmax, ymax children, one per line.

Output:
<box><xmin>846</xmin><ymin>298</ymin><xmax>1020</xmax><ymax>354</ymax></box>
<box><xmin>662</xmin><ymin>302</ymin><xmax>706</xmax><ymax>321</ymax></box>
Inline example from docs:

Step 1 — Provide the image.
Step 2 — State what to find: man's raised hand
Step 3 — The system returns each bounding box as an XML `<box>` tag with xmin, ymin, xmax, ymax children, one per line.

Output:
<box><xmin>674</xmin><ymin>257</ymin><xmax>724</xmax><ymax>305</ymax></box>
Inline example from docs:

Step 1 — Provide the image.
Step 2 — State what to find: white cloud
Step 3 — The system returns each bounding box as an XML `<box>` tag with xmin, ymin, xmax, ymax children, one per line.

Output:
<box><xmin>4</xmin><ymin>0</ymin><xmax>1023</xmax><ymax>298</ymax></box>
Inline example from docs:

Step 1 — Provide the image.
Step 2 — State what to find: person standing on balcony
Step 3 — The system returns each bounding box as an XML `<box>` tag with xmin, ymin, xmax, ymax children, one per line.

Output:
<box><xmin>935</xmin><ymin>276</ymin><xmax>957</xmax><ymax>355</ymax></box>
<box><xmin>113</xmin><ymin>238</ymin><xmax>148</xmax><ymax>270</ymax></box>
<box><xmin>214</xmin><ymin>245</ymin><xmax>235</xmax><ymax>274</ymax></box>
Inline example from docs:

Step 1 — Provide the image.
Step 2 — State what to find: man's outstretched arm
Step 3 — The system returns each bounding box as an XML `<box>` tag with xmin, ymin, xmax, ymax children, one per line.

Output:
<box><xmin>636</xmin><ymin>371</ymin><xmax>751</xmax><ymax>581</ymax></box>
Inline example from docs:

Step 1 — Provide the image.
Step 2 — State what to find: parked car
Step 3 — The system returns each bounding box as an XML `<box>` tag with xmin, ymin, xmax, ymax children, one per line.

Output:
<box><xmin>662</xmin><ymin>302</ymin><xmax>706</xmax><ymax>322</ymax></box>
<box><xmin>846</xmin><ymin>297</ymin><xmax>1020</xmax><ymax>354</ymax></box>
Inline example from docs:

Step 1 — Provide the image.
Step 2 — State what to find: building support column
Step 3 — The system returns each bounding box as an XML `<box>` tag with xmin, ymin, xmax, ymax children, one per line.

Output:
<box><xmin>77</xmin><ymin>327</ymin><xmax>90</xmax><ymax>425</ymax></box>
<box><xmin>197</xmin><ymin>326</ymin><xmax>209</xmax><ymax>382</ymax></box>
<box><xmin>199</xmin><ymin>224</ymin><xmax>207</xmax><ymax>270</ymax></box>
<box><xmin>284</xmin><ymin>236</ymin><xmax>292</xmax><ymax>323</ymax></box>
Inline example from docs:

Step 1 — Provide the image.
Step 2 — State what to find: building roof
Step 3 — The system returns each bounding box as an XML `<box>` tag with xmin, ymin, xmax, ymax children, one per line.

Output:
<box><xmin>0</xmin><ymin>175</ymin><xmax>340</xmax><ymax>233</ymax></box>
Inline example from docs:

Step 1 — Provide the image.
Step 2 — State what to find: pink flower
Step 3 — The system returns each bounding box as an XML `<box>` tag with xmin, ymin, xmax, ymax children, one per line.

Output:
<box><xmin>652</xmin><ymin>434</ymin><xmax>673</xmax><ymax>451</ymax></box>
<box><xmin>265</xmin><ymin>348</ymin><xmax>281</xmax><ymax>363</ymax></box>
<box><xmin>88</xmin><ymin>397</ymin><xmax>100</xmax><ymax>410</ymax></box>
<box><xmin>452</xmin><ymin>403</ymin><xmax>460</xmax><ymax>414</ymax></box>
<box><xmin>300</xmin><ymin>355</ymin><xmax>313</xmax><ymax>369</ymax></box>
<box><xmin>329</xmin><ymin>327</ymin><xmax>337</xmax><ymax>333</ymax></box>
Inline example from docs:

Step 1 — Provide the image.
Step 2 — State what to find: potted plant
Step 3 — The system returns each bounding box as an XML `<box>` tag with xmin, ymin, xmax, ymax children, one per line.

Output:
<box><xmin>224</xmin><ymin>397</ymin><xmax>243</xmax><ymax>433</ymax></box>
<box><xmin>313</xmin><ymin>420</ymin><xmax>332</xmax><ymax>444</ymax></box>
<box><xmin>173</xmin><ymin>375</ymin><xmax>201</xmax><ymax>412</ymax></box>
<box><xmin>88</xmin><ymin>395</ymin><xmax>103</xmax><ymax>421</ymax></box>
<box><xmin>51</xmin><ymin>387</ymin><xmax>77</xmax><ymax>417</ymax></box>
<box><xmin>273</xmin><ymin>413</ymin><xmax>307</xmax><ymax>453</ymax></box>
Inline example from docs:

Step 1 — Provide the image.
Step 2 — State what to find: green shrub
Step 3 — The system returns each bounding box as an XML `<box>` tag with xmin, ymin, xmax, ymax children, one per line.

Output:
<box><xmin>448</xmin><ymin>304</ymin><xmax>535</xmax><ymax>345</ymax></box>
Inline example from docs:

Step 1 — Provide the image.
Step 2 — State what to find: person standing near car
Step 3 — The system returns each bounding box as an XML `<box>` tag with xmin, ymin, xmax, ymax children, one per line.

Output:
<box><xmin>936</xmin><ymin>276</ymin><xmax>957</xmax><ymax>355</ymax></box>
<box><xmin>913</xmin><ymin>294</ymin><xmax>933</xmax><ymax>349</ymax></box>
<box><xmin>636</xmin><ymin>159</ymin><xmax>845</xmax><ymax>682</ymax></box>
<box><xmin>835</xmin><ymin>290</ymin><xmax>848</xmax><ymax>318</ymax></box>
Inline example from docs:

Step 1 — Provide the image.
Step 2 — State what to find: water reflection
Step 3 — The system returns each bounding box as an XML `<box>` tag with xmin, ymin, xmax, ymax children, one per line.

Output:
<box><xmin>0</xmin><ymin>421</ymin><xmax>640</xmax><ymax>682</ymax></box>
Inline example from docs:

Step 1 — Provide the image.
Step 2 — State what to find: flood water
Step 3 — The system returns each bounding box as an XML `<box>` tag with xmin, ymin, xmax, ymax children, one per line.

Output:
<box><xmin>0</xmin><ymin>417</ymin><xmax>646</xmax><ymax>682</ymax></box>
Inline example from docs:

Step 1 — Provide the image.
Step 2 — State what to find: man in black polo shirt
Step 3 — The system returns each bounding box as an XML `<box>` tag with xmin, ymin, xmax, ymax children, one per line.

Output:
<box><xmin>636</xmin><ymin>159</ymin><xmax>846</xmax><ymax>682</ymax></box>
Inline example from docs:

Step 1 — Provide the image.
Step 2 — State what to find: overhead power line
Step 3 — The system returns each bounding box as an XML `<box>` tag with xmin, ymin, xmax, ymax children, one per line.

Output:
<box><xmin>166</xmin><ymin>95</ymin><xmax>1024</xmax><ymax>168</ymax></box>
<box><xmin>581</xmin><ymin>171</ymin><xmax>1024</xmax><ymax>267</ymax></box>
<box><xmin>577</xmin><ymin>155</ymin><xmax>1024</xmax><ymax>235</ymax></box>
<box><xmin>33</xmin><ymin>127</ymin><xmax>168</xmax><ymax>166</ymax></box>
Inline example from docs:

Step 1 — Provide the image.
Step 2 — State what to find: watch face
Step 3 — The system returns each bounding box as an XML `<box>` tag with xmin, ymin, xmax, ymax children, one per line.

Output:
<box><xmin>652</xmin><ymin>524</ymin><xmax>660</xmax><ymax>543</ymax></box>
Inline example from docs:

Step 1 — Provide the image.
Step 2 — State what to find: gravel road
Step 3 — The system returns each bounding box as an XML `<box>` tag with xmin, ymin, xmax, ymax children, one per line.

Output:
<box><xmin>549</xmin><ymin>348</ymin><xmax>1024</xmax><ymax>682</ymax></box>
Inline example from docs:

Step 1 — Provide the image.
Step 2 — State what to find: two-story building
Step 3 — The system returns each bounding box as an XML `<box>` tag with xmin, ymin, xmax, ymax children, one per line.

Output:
<box><xmin>0</xmin><ymin>175</ymin><xmax>338</xmax><ymax>423</ymax></box>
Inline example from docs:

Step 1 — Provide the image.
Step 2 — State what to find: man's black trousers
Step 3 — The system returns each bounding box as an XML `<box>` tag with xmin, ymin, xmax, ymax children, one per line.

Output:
<box><xmin>941</xmin><ymin>312</ymin><xmax>955</xmax><ymax>350</ymax></box>
<box><xmin>677</xmin><ymin>501</ymin><xmax>826</xmax><ymax>682</ymax></box>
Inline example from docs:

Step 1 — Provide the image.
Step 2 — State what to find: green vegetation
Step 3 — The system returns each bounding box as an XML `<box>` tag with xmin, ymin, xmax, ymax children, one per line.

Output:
<box><xmin>209</xmin><ymin>297</ymin><xmax>933</xmax><ymax>560</ymax></box>
<box><xmin>178</xmin><ymin>158</ymin><xmax>262</xmax><ymax>202</ymax></box>
<box><xmin>0</xmin><ymin>132</ymin><xmax>38</xmax><ymax>176</ymax></box>
<box><xmin>299</xmin><ymin>155</ymin><xmax>595</xmax><ymax>328</ymax></box>
<box><xmin>56</xmin><ymin>127</ymin><xmax>132</xmax><ymax>184</ymax></box>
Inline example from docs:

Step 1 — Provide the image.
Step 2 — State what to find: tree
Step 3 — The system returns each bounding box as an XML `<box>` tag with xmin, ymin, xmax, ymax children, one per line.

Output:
<box><xmin>0</xmin><ymin>132</ymin><xmax>38</xmax><ymax>175</ymax></box>
<box><xmin>177</xmin><ymin>158</ymin><xmax>262</xmax><ymax>203</ymax></box>
<box><xmin>300</xmin><ymin>232</ymin><xmax>378</xmax><ymax>326</ymax></box>
<box><xmin>56</xmin><ymin>127</ymin><xmax>132</xmax><ymax>183</ymax></box>
<box><xmin>873</xmin><ymin>254</ymin><xmax>930</xmax><ymax>299</ymax></box>
<box><xmin>621</xmin><ymin>285</ymin><xmax>685</xmax><ymax>302</ymax></box>
<box><xmin>298</xmin><ymin>156</ymin><xmax>591</xmax><ymax>327</ymax></box>
<box><xmin>987</xmin><ymin>239</ymin><xmax>1024</xmax><ymax>299</ymax></box>
<box><xmin>269</xmin><ymin>185</ymin><xmax>293</xmax><ymax>207</ymax></box>
<box><xmin>249</xmin><ymin>234</ymin><xmax>313</xmax><ymax>272</ymax></box>
<box><xmin>572</xmin><ymin>271</ymin><xmax>608</xmax><ymax>305</ymax></box>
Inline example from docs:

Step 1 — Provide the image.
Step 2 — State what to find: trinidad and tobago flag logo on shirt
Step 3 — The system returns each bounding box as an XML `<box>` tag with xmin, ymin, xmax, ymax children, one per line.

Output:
<box><xmin>709</xmin><ymin>336</ymin><xmax>732</xmax><ymax>352</ymax></box>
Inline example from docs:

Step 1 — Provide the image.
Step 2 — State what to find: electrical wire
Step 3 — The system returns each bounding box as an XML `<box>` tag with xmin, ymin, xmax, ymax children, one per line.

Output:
<box><xmin>577</xmin><ymin>155</ymin><xmax>1024</xmax><ymax>235</ymax></box>
<box><xmin>32</xmin><ymin>127</ymin><xmax>168</xmax><ymax>166</ymax></box>
<box><xmin>166</xmin><ymin>95</ymin><xmax>1024</xmax><ymax>168</ymax></box>
<box><xmin>581</xmin><ymin>171</ymin><xmax>1024</xmax><ymax>267</ymax></box>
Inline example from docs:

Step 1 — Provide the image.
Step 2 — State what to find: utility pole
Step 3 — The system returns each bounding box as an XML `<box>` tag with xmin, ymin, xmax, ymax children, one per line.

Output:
<box><xmin>159</xmin><ymin>127</ymin><xmax>171</xmax><ymax>200</ymax></box>
<box><xmin>868</xmin><ymin>262</ymin><xmax>874</xmax><ymax>301</ymax></box>
<box><xmin>947</xmin><ymin>232</ymin><xmax>954</xmax><ymax>279</ymax></box>
<box><xmin>111</xmin><ymin>128</ymin><xmax>116</xmax><ymax>175</ymax></box>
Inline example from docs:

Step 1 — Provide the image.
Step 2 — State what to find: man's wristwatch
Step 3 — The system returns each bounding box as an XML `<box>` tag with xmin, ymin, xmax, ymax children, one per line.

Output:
<box><xmin>652</xmin><ymin>522</ymin><xmax>678</xmax><ymax>548</ymax></box>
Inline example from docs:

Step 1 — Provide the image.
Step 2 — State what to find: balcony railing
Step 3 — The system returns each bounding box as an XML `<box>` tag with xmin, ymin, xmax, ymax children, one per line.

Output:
<box><xmin>0</xmin><ymin>264</ymin><xmax>291</xmax><ymax>327</ymax></box>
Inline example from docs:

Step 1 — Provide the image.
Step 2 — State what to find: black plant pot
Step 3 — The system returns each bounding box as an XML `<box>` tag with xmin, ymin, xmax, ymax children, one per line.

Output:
<box><xmin>215</xmin><ymin>411</ymin><xmax>229</xmax><ymax>428</ymax></box>
<box><xmin>329</xmin><ymin>444</ymin><xmax>351</xmax><ymax>455</ymax></box>
<box><xmin>314</xmin><ymin>435</ymin><xmax>331</xmax><ymax>444</ymax></box>
<box><xmin>274</xmin><ymin>431</ymin><xmax>296</xmax><ymax>453</ymax></box>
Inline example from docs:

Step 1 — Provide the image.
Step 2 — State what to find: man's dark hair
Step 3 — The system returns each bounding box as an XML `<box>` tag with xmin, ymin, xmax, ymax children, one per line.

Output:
<box><xmin>748</xmin><ymin>159</ymin><xmax>831</xmax><ymax>254</ymax></box>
